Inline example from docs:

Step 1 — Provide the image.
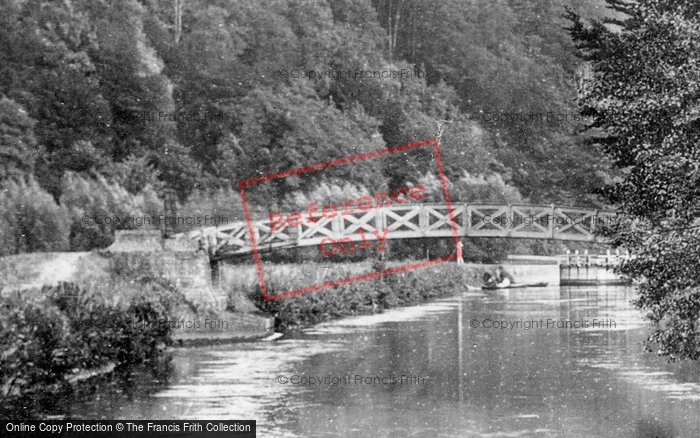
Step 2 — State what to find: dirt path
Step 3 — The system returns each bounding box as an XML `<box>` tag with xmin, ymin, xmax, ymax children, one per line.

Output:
<box><xmin>36</xmin><ymin>252</ymin><xmax>90</xmax><ymax>286</ymax></box>
<box><xmin>1</xmin><ymin>252</ymin><xmax>101</xmax><ymax>294</ymax></box>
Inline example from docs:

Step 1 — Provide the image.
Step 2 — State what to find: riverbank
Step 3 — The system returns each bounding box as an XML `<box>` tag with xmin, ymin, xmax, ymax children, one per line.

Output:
<box><xmin>0</xmin><ymin>251</ymin><xmax>271</xmax><ymax>419</ymax></box>
<box><xmin>227</xmin><ymin>261</ymin><xmax>559</xmax><ymax>331</ymax></box>
<box><xmin>0</xmin><ymin>277</ymin><xmax>176</xmax><ymax>419</ymax></box>
<box><xmin>0</xmin><ymin>251</ymin><xmax>274</xmax><ymax>345</ymax></box>
<box><xmin>0</xmin><ymin>250</ymin><xmax>558</xmax><ymax>418</ymax></box>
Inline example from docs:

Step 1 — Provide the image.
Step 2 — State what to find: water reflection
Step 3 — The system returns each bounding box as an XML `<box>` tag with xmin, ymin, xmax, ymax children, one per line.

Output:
<box><xmin>71</xmin><ymin>286</ymin><xmax>700</xmax><ymax>437</ymax></box>
<box><xmin>2</xmin><ymin>359</ymin><xmax>176</xmax><ymax>420</ymax></box>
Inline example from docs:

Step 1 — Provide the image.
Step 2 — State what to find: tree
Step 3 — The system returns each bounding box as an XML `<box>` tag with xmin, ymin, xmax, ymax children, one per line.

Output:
<box><xmin>0</xmin><ymin>98</ymin><xmax>39</xmax><ymax>181</ymax></box>
<box><xmin>233</xmin><ymin>85</ymin><xmax>387</xmax><ymax>205</ymax></box>
<box><xmin>0</xmin><ymin>178</ymin><xmax>70</xmax><ymax>256</ymax></box>
<box><xmin>0</xmin><ymin>0</ymin><xmax>110</xmax><ymax>196</ymax></box>
<box><xmin>362</xmin><ymin>0</ymin><xmax>610</xmax><ymax>204</ymax></box>
<box><xmin>568</xmin><ymin>0</ymin><xmax>700</xmax><ymax>360</ymax></box>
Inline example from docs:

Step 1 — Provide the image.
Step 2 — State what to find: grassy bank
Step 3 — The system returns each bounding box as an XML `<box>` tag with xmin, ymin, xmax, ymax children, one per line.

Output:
<box><xmin>226</xmin><ymin>262</ymin><xmax>480</xmax><ymax>331</ymax></box>
<box><xmin>0</xmin><ymin>265</ymin><xmax>188</xmax><ymax>418</ymax></box>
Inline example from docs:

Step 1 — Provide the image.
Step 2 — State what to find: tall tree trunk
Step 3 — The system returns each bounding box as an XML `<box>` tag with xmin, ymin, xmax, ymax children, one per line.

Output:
<box><xmin>388</xmin><ymin>0</ymin><xmax>393</xmax><ymax>59</ymax></box>
<box><xmin>174</xmin><ymin>0</ymin><xmax>182</xmax><ymax>43</ymax></box>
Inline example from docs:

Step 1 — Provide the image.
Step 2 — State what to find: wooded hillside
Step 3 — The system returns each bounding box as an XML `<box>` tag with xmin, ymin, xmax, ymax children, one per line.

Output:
<box><xmin>0</xmin><ymin>0</ymin><xmax>614</xmax><ymax>255</ymax></box>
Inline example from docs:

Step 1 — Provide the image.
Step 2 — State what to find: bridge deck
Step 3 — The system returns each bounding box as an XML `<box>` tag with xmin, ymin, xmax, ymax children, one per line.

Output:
<box><xmin>175</xmin><ymin>204</ymin><xmax>614</xmax><ymax>259</ymax></box>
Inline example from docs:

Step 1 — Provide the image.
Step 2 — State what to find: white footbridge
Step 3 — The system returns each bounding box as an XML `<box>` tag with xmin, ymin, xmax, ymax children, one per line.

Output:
<box><xmin>175</xmin><ymin>203</ymin><xmax>615</xmax><ymax>260</ymax></box>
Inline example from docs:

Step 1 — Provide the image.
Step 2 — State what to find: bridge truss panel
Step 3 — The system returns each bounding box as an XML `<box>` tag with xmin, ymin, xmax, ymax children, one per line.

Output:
<box><xmin>177</xmin><ymin>204</ymin><xmax>616</xmax><ymax>258</ymax></box>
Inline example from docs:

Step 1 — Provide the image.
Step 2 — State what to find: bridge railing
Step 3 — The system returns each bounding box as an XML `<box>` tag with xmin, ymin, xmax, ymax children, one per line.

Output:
<box><xmin>465</xmin><ymin>204</ymin><xmax>615</xmax><ymax>240</ymax></box>
<box><xmin>176</xmin><ymin>203</ymin><xmax>617</xmax><ymax>258</ymax></box>
<box><xmin>559</xmin><ymin>249</ymin><xmax>631</xmax><ymax>267</ymax></box>
<box><xmin>508</xmin><ymin>250</ymin><xmax>633</xmax><ymax>268</ymax></box>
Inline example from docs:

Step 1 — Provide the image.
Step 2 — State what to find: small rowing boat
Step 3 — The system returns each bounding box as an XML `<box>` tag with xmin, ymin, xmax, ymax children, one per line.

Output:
<box><xmin>482</xmin><ymin>282</ymin><xmax>548</xmax><ymax>290</ymax></box>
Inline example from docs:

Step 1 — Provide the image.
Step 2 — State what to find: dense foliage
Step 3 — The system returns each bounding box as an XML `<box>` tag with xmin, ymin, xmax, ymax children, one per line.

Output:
<box><xmin>568</xmin><ymin>0</ymin><xmax>700</xmax><ymax>360</ymax></box>
<box><xmin>371</xmin><ymin>0</ymin><xmax>614</xmax><ymax>201</ymax></box>
<box><xmin>0</xmin><ymin>275</ymin><xmax>181</xmax><ymax>415</ymax></box>
<box><xmin>0</xmin><ymin>0</ymin><xmax>615</xmax><ymax>257</ymax></box>
<box><xmin>249</xmin><ymin>263</ymin><xmax>483</xmax><ymax>331</ymax></box>
<box><xmin>0</xmin><ymin>174</ymin><xmax>161</xmax><ymax>257</ymax></box>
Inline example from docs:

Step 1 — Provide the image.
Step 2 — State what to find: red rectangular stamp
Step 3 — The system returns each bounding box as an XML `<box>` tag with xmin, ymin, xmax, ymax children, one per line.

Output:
<box><xmin>238</xmin><ymin>137</ymin><xmax>459</xmax><ymax>301</ymax></box>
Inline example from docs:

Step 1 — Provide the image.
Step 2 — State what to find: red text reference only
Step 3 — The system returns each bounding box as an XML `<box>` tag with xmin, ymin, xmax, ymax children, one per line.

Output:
<box><xmin>238</xmin><ymin>138</ymin><xmax>459</xmax><ymax>301</ymax></box>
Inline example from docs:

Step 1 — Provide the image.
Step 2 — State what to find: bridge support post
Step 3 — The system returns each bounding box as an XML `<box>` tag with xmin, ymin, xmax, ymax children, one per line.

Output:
<box><xmin>419</xmin><ymin>205</ymin><xmax>428</xmax><ymax>235</ymax></box>
<box><xmin>332</xmin><ymin>215</ymin><xmax>341</xmax><ymax>235</ymax></box>
<box><xmin>375</xmin><ymin>206</ymin><xmax>384</xmax><ymax>230</ymax></box>
<box><xmin>549</xmin><ymin>204</ymin><xmax>555</xmax><ymax>239</ymax></box>
<box><xmin>162</xmin><ymin>189</ymin><xmax>178</xmax><ymax>238</ymax></box>
<box><xmin>507</xmin><ymin>204</ymin><xmax>512</xmax><ymax>235</ymax></box>
<box><xmin>210</xmin><ymin>259</ymin><xmax>221</xmax><ymax>289</ymax></box>
<box><xmin>592</xmin><ymin>209</ymin><xmax>599</xmax><ymax>237</ymax></box>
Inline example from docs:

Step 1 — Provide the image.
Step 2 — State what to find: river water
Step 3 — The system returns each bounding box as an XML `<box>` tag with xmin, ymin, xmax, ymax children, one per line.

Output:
<box><xmin>71</xmin><ymin>286</ymin><xmax>700</xmax><ymax>437</ymax></box>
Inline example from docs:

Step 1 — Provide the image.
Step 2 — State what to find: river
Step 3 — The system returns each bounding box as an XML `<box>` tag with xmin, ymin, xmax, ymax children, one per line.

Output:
<box><xmin>67</xmin><ymin>285</ymin><xmax>700</xmax><ymax>437</ymax></box>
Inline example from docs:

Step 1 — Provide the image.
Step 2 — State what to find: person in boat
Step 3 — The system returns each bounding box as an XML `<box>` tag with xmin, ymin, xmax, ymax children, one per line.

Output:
<box><xmin>481</xmin><ymin>272</ymin><xmax>498</xmax><ymax>288</ymax></box>
<box><xmin>482</xmin><ymin>271</ymin><xmax>497</xmax><ymax>287</ymax></box>
<box><xmin>483</xmin><ymin>266</ymin><xmax>516</xmax><ymax>288</ymax></box>
<box><xmin>494</xmin><ymin>266</ymin><xmax>515</xmax><ymax>287</ymax></box>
